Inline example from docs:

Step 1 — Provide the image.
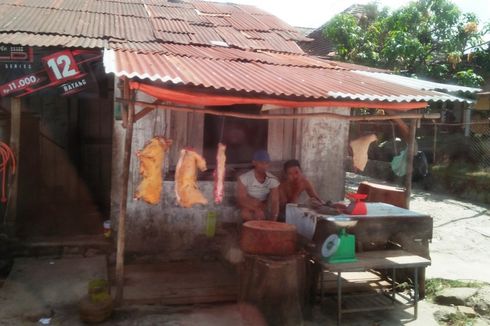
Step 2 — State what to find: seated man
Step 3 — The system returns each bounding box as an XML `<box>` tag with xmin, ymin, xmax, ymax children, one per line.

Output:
<box><xmin>236</xmin><ymin>150</ymin><xmax>280</xmax><ymax>221</ymax></box>
<box><xmin>279</xmin><ymin>159</ymin><xmax>325</xmax><ymax>210</ymax></box>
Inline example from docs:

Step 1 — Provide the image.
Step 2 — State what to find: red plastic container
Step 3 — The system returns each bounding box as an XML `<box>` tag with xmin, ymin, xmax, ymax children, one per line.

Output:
<box><xmin>346</xmin><ymin>193</ymin><xmax>367</xmax><ymax>215</ymax></box>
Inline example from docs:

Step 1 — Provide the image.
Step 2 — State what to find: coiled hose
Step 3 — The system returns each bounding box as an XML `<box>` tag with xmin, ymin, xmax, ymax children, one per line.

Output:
<box><xmin>0</xmin><ymin>141</ymin><xmax>16</xmax><ymax>203</ymax></box>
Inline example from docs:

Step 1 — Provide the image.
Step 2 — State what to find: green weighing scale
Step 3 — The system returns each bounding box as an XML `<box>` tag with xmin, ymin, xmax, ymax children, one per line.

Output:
<box><xmin>321</xmin><ymin>193</ymin><xmax>367</xmax><ymax>263</ymax></box>
<box><xmin>321</xmin><ymin>217</ymin><xmax>358</xmax><ymax>263</ymax></box>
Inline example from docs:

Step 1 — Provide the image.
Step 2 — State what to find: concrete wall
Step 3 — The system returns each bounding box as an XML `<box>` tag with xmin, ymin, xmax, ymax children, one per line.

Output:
<box><xmin>111</xmin><ymin>81</ymin><xmax>350</xmax><ymax>254</ymax></box>
<box><xmin>295</xmin><ymin>107</ymin><xmax>350</xmax><ymax>201</ymax></box>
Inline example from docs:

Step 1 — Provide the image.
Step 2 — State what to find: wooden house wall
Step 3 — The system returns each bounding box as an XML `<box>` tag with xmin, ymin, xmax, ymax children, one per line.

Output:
<box><xmin>6</xmin><ymin>94</ymin><xmax>113</xmax><ymax>237</ymax></box>
<box><xmin>110</xmin><ymin>80</ymin><xmax>350</xmax><ymax>255</ymax></box>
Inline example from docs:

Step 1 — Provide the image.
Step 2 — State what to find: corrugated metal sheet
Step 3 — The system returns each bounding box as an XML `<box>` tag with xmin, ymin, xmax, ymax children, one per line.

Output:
<box><xmin>200</xmin><ymin>15</ymin><xmax>232</xmax><ymax>27</ymax></box>
<box><xmin>188</xmin><ymin>25</ymin><xmax>224</xmax><ymax>46</ymax></box>
<box><xmin>146</xmin><ymin>5</ymin><xmax>206</xmax><ymax>23</ymax></box>
<box><xmin>88</xmin><ymin>1</ymin><xmax>147</xmax><ymax>17</ymax></box>
<box><xmin>154</xmin><ymin>31</ymin><xmax>191</xmax><ymax>44</ymax></box>
<box><xmin>241</xmin><ymin>30</ymin><xmax>265</xmax><ymax>40</ymax></box>
<box><xmin>0</xmin><ymin>31</ymin><xmax>106</xmax><ymax>48</ymax></box>
<box><xmin>0</xmin><ymin>1</ymin><xmax>311</xmax><ymax>54</ymax></box>
<box><xmin>354</xmin><ymin>71</ymin><xmax>481</xmax><ymax>94</ymax></box>
<box><xmin>275</xmin><ymin>30</ymin><xmax>312</xmax><ymax>42</ymax></box>
<box><xmin>108</xmin><ymin>42</ymin><xmax>341</xmax><ymax>69</ymax></box>
<box><xmin>325</xmin><ymin>61</ymin><xmax>388</xmax><ymax>73</ymax></box>
<box><xmin>253</xmin><ymin>32</ymin><xmax>304</xmax><ymax>54</ymax></box>
<box><xmin>235</xmin><ymin>4</ymin><xmax>270</xmax><ymax>16</ymax></box>
<box><xmin>224</xmin><ymin>12</ymin><xmax>270</xmax><ymax>31</ymax></box>
<box><xmin>152</xmin><ymin>18</ymin><xmax>192</xmax><ymax>34</ymax></box>
<box><xmin>215</xmin><ymin>26</ymin><xmax>257</xmax><ymax>49</ymax></box>
<box><xmin>252</xmin><ymin>14</ymin><xmax>295</xmax><ymax>31</ymax></box>
<box><xmin>193</xmin><ymin>1</ymin><xmax>232</xmax><ymax>14</ymax></box>
<box><xmin>104</xmin><ymin>49</ymin><xmax>463</xmax><ymax>103</ymax></box>
<box><xmin>0</xmin><ymin>4</ymin><xmax>154</xmax><ymax>42</ymax></box>
<box><xmin>1</xmin><ymin>0</ymin><xmax>148</xmax><ymax>16</ymax></box>
<box><xmin>143</xmin><ymin>0</ymin><xmax>193</xmax><ymax>8</ymax></box>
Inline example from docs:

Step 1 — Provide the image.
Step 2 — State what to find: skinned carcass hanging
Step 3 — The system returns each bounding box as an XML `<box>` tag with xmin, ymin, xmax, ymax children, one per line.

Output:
<box><xmin>214</xmin><ymin>143</ymin><xmax>226</xmax><ymax>204</ymax></box>
<box><xmin>175</xmin><ymin>148</ymin><xmax>208</xmax><ymax>208</ymax></box>
<box><xmin>135</xmin><ymin>137</ymin><xmax>172</xmax><ymax>204</ymax></box>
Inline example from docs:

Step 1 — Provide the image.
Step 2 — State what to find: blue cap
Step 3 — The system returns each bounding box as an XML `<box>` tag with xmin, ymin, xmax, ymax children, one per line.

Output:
<box><xmin>252</xmin><ymin>150</ymin><xmax>271</xmax><ymax>162</ymax></box>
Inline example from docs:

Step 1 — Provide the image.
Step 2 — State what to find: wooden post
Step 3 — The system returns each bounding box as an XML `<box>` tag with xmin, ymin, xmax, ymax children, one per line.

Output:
<box><xmin>115</xmin><ymin>80</ymin><xmax>135</xmax><ymax>305</ymax></box>
<box><xmin>7</xmin><ymin>97</ymin><xmax>21</xmax><ymax>235</ymax></box>
<box><xmin>404</xmin><ymin>119</ymin><xmax>418</xmax><ymax>209</ymax></box>
<box><xmin>433</xmin><ymin>122</ymin><xmax>437</xmax><ymax>164</ymax></box>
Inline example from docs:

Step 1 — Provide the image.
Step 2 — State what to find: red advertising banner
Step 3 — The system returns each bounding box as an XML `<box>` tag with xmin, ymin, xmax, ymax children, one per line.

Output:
<box><xmin>42</xmin><ymin>50</ymin><xmax>81</xmax><ymax>83</ymax></box>
<box><xmin>0</xmin><ymin>47</ymin><xmax>101</xmax><ymax>97</ymax></box>
<box><xmin>0</xmin><ymin>73</ymin><xmax>44</xmax><ymax>96</ymax></box>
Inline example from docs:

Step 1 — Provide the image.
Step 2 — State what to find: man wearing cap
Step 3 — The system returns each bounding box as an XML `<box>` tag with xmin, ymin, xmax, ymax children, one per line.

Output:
<box><xmin>236</xmin><ymin>150</ymin><xmax>280</xmax><ymax>221</ymax></box>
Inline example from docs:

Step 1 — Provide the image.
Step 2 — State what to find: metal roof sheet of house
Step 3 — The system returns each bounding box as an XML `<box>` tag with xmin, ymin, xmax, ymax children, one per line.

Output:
<box><xmin>0</xmin><ymin>0</ymin><xmax>309</xmax><ymax>53</ymax></box>
<box><xmin>354</xmin><ymin>71</ymin><xmax>482</xmax><ymax>94</ymax></box>
<box><xmin>0</xmin><ymin>0</ymin><xmax>469</xmax><ymax>106</ymax></box>
<box><xmin>104</xmin><ymin>48</ymin><xmax>467</xmax><ymax>103</ymax></box>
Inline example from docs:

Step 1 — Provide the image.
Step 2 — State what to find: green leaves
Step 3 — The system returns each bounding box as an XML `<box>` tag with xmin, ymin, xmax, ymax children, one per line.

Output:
<box><xmin>453</xmin><ymin>69</ymin><xmax>484</xmax><ymax>87</ymax></box>
<box><xmin>323</xmin><ymin>0</ymin><xmax>488</xmax><ymax>86</ymax></box>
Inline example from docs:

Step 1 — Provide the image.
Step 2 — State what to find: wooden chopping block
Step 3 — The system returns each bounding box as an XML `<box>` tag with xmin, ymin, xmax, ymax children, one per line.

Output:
<box><xmin>240</xmin><ymin>221</ymin><xmax>297</xmax><ymax>256</ymax></box>
<box><xmin>357</xmin><ymin>181</ymin><xmax>407</xmax><ymax>208</ymax></box>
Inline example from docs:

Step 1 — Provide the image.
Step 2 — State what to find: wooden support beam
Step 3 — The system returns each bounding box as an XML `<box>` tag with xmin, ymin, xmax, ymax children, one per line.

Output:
<box><xmin>115</xmin><ymin>80</ymin><xmax>135</xmax><ymax>305</ymax></box>
<box><xmin>404</xmin><ymin>119</ymin><xmax>418</xmax><ymax>209</ymax></box>
<box><xmin>7</xmin><ymin>97</ymin><xmax>21</xmax><ymax>235</ymax></box>
<box><xmin>115</xmin><ymin>98</ymin><xmax>440</xmax><ymax>121</ymax></box>
<box><xmin>432</xmin><ymin>121</ymin><xmax>437</xmax><ymax>163</ymax></box>
<box><xmin>134</xmin><ymin>107</ymin><xmax>155</xmax><ymax>122</ymax></box>
<box><xmin>121</xmin><ymin>80</ymin><xmax>130</xmax><ymax>129</ymax></box>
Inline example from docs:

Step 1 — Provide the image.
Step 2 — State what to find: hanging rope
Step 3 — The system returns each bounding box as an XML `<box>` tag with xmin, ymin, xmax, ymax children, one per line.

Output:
<box><xmin>0</xmin><ymin>141</ymin><xmax>16</xmax><ymax>203</ymax></box>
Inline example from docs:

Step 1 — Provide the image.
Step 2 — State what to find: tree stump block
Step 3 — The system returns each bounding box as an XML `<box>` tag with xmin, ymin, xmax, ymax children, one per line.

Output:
<box><xmin>240</xmin><ymin>220</ymin><xmax>297</xmax><ymax>256</ymax></box>
<box><xmin>239</xmin><ymin>253</ymin><xmax>306</xmax><ymax>326</ymax></box>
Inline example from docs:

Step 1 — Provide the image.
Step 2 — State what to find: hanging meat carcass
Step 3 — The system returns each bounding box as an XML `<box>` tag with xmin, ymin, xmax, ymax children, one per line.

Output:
<box><xmin>135</xmin><ymin>137</ymin><xmax>172</xmax><ymax>205</ymax></box>
<box><xmin>214</xmin><ymin>143</ymin><xmax>226</xmax><ymax>204</ymax></box>
<box><xmin>350</xmin><ymin>134</ymin><xmax>377</xmax><ymax>172</ymax></box>
<box><xmin>175</xmin><ymin>148</ymin><xmax>208</xmax><ymax>208</ymax></box>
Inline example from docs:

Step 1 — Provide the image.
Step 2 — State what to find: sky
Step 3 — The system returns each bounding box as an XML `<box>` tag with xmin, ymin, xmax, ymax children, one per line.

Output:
<box><xmin>212</xmin><ymin>0</ymin><xmax>490</xmax><ymax>29</ymax></box>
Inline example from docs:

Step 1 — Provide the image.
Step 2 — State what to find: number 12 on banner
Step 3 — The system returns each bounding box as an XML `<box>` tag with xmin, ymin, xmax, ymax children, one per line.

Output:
<box><xmin>42</xmin><ymin>50</ymin><xmax>80</xmax><ymax>83</ymax></box>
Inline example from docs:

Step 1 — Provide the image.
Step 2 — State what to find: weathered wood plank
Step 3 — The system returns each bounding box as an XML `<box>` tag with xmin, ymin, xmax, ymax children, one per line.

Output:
<box><xmin>113</xmin><ymin>261</ymin><xmax>238</xmax><ymax>305</ymax></box>
<box><xmin>404</xmin><ymin>119</ymin><xmax>418</xmax><ymax>209</ymax></box>
<box><xmin>169</xmin><ymin>111</ymin><xmax>188</xmax><ymax>167</ymax></box>
<box><xmin>267</xmin><ymin>113</ymin><xmax>284</xmax><ymax>161</ymax></box>
<box><xmin>7</xmin><ymin>98</ymin><xmax>21</xmax><ymax>233</ymax></box>
<box><xmin>186</xmin><ymin>111</ymin><xmax>204</xmax><ymax>153</ymax></box>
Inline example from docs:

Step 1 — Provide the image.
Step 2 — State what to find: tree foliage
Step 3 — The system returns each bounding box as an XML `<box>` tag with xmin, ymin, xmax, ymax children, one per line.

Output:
<box><xmin>323</xmin><ymin>0</ymin><xmax>489</xmax><ymax>87</ymax></box>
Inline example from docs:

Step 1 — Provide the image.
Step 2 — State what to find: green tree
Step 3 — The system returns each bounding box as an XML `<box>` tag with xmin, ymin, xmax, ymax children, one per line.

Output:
<box><xmin>323</xmin><ymin>0</ymin><xmax>489</xmax><ymax>86</ymax></box>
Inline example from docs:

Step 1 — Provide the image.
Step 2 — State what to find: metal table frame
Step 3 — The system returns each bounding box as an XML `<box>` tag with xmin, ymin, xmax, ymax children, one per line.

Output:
<box><xmin>318</xmin><ymin>250</ymin><xmax>431</xmax><ymax>325</ymax></box>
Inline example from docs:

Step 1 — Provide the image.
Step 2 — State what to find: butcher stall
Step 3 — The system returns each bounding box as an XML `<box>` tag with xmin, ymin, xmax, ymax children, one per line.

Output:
<box><xmin>0</xmin><ymin>1</ymin><xmax>442</xmax><ymax>324</ymax></box>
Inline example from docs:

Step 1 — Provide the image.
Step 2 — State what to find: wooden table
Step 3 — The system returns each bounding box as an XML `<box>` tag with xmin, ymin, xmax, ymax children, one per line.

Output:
<box><xmin>318</xmin><ymin>250</ymin><xmax>431</xmax><ymax>325</ymax></box>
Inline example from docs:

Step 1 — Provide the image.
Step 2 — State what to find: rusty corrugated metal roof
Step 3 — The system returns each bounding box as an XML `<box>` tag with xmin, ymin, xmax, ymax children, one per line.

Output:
<box><xmin>0</xmin><ymin>0</ymin><xmax>459</xmax><ymax>107</ymax></box>
<box><xmin>354</xmin><ymin>71</ymin><xmax>481</xmax><ymax>94</ymax></box>
<box><xmin>0</xmin><ymin>32</ymin><xmax>106</xmax><ymax>48</ymax></box>
<box><xmin>0</xmin><ymin>0</ymin><xmax>309</xmax><ymax>54</ymax></box>
<box><xmin>108</xmin><ymin>42</ymin><xmax>338</xmax><ymax>69</ymax></box>
<box><xmin>104</xmin><ymin>48</ymin><xmax>461</xmax><ymax>103</ymax></box>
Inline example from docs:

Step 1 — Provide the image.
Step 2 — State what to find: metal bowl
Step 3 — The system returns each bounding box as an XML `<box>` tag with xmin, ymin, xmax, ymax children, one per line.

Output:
<box><xmin>326</xmin><ymin>217</ymin><xmax>358</xmax><ymax>229</ymax></box>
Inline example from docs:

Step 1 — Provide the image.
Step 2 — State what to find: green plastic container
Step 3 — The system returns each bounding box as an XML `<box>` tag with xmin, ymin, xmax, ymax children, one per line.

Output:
<box><xmin>206</xmin><ymin>211</ymin><xmax>217</xmax><ymax>237</ymax></box>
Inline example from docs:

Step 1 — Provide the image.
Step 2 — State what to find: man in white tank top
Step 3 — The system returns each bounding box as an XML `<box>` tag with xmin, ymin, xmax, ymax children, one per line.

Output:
<box><xmin>236</xmin><ymin>150</ymin><xmax>280</xmax><ymax>221</ymax></box>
